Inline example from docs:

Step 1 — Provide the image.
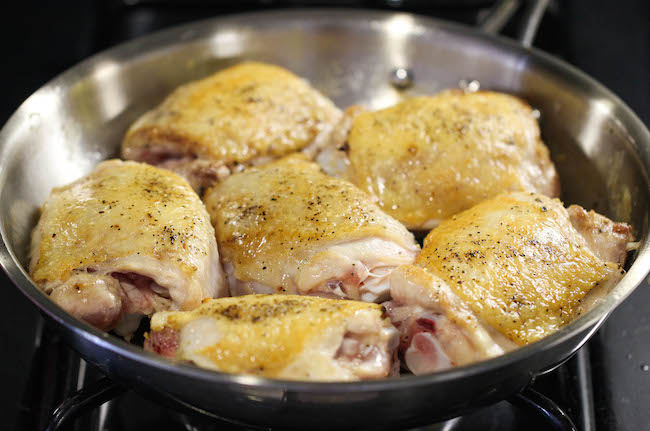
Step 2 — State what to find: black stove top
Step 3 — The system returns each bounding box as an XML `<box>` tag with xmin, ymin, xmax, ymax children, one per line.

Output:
<box><xmin>2</xmin><ymin>1</ymin><xmax>649</xmax><ymax>430</ymax></box>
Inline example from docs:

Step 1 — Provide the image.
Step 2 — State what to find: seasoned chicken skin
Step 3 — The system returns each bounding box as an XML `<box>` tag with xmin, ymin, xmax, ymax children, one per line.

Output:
<box><xmin>317</xmin><ymin>90</ymin><xmax>560</xmax><ymax>229</ymax></box>
<box><xmin>29</xmin><ymin>160</ymin><xmax>226</xmax><ymax>333</ymax></box>
<box><xmin>384</xmin><ymin>192</ymin><xmax>633</xmax><ymax>374</ymax></box>
<box><xmin>146</xmin><ymin>295</ymin><xmax>399</xmax><ymax>381</ymax></box>
<box><xmin>203</xmin><ymin>155</ymin><xmax>419</xmax><ymax>302</ymax></box>
<box><xmin>122</xmin><ymin>62</ymin><xmax>342</xmax><ymax>192</ymax></box>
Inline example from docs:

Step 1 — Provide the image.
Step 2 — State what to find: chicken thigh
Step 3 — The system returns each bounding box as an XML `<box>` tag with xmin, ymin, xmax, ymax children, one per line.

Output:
<box><xmin>202</xmin><ymin>155</ymin><xmax>419</xmax><ymax>302</ymax></box>
<box><xmin>30</xmin><ymin>160</ymin><xmax>226</xmax><ymax>333</ymax></box>
<box><xmin>122</xmin><ymin>61</ymin><xmax>341</xmax><ymax>192</ymax></box>
<box><xmin>146</xmin><ymin>294</ymin><xmax>399</xmax><ymax>381</ymax></box>
<box><xmin>384</xmin><ymin>192</ymin><xmax>634</xmax><ymax>374</ymax></box>
<box><xmin>316</xmin><ymin>90</ymin><xmax>560</xmax><ymax>229</ymax></box>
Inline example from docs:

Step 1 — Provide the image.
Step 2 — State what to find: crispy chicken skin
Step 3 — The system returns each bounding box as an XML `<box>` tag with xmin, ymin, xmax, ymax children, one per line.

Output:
<box><xmin>29</xmin><ymin>160</ymin><xmax>226</xmax><ymax>333</ymax></box>
<box><xmin>203</xmin><ymin>155</ymin><xmax>419</xmax><ymax>302</ymax></box>
<box><xmin>146</xmin><ymin>295</ymin><xmax>400</xmax><ymax>381</ymax></box>
<box><xmin>316</xmin><ymin>90</ymin><xmax>560</xmax><ymax>229</ymax></box>
<box><xmin>122</xmin><ymin>62</ymin><xmax>342</xmax><ymax>192</ymax></box>
<box><xmin>384</xmin><ymin>192</ymin><xmax>634</xmax><ymax>374</ymax></box>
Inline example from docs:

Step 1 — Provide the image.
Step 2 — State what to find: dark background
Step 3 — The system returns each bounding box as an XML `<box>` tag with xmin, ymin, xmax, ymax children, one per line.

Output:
<box><xmin>0</xmin><ymin>1</ymin><xmax>648</xmax><ymax>430</ymax></box>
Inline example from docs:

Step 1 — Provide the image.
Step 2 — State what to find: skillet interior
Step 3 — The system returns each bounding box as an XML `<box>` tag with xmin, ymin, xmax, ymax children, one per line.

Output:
<box><xmin>0</xmin><ymin>10</ymin><xmax>648</xmax><ymax>430</ymax></box>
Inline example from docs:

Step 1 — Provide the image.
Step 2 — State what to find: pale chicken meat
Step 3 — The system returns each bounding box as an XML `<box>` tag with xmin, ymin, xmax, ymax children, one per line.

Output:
<box><xmin>29</xmin><ymin>160</ymin><xmax>226</xmax><ymax>333</ymax></box>
<box><xmin>122</xmin><ymin>62</ymin><xmax>342</xmax><ymax>192</ymax></box>
<box><xmin>384</xmin><ymin>192</ymin><xmax>634</xmax><ymax>374</ymax></box>
<box><xmin>316</xmin><ymin>90</ymin><xmax>560</xmax><ymax>229</ymax></box>
<box><xmin>384</xmin><ymin>265</ymin><xmax>506</xmax><ymax>373</ymax></box>
<box><xmin>145</xmin><ymin>295</ymin><xmax>399</xmax><ymax>381</ymax></box>
<box><xmin>203</xmin><ymin>155</ymin><xmax>419</xmax><ymax>302</ymax></box>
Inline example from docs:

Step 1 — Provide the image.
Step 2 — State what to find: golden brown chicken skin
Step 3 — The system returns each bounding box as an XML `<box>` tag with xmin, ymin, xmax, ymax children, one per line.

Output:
<box><xmin>122</xmin><ymin>62</ymin><xmax>341</xmax><ymax>192</ymax></box>
<box><xmin>317</xmin><ymin>90</ymin><xmax>560</xmax><ymax>229</ymax></box>
<box><xmin>29</xmin><ymin>160</ymin><xmax>226</xmax><ymax>333</ymax></box>
<box><xmin>203</xmin><ymin>155</ymin><xmax>419</xmax><ymax>302</ymax></box>
<box><xmin>385</xmin><ymin>192</ymin><xmax>634</xmax><ymax>374</ymax></box>
<box><xmin>146</xmin><ymin>295</ymin><xmax>399</xmax><ymax>381</ymax></box>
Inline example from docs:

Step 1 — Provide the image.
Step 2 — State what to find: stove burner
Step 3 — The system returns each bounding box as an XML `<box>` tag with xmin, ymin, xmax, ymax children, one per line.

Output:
<box><xmin>509</xmin><ymin>388</ymin><xmax>577</xmax><ymax>431</ymax></box>
<box><xmin>44</xmin><ymin>375</ymin><xmax>577</xmax><ymax>431</ymax></box>
<box><xmin>45</xmin><ymin>378</ymin><xmax>125</xmax><ymax>431</ymax></box>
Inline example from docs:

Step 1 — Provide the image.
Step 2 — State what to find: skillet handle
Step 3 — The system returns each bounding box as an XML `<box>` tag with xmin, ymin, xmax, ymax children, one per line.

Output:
<box><xmin>479</xmin><ymin>0</ymin><xmax>550</xmax><ymax>48</ymax></box>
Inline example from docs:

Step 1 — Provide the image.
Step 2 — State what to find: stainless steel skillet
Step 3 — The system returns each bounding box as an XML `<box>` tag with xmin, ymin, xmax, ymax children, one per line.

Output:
<box><xmin>0</xmin><ymin>8</ymin><xmax>649</xmax><ymax>430</ymax></box>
